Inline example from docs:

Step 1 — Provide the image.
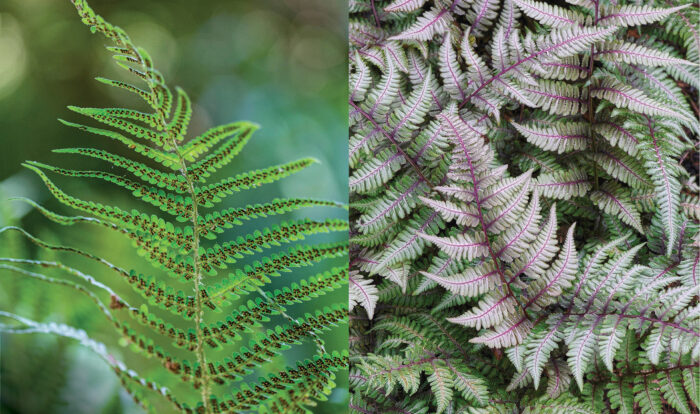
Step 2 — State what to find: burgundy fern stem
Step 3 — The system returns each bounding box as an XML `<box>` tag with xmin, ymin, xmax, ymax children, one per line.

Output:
<box><xmin>370</xmin><ymin>0</ymin><xmax>381</xmax><ymax>27</ymax></box>
<box><xmin>439</xmin><ymin>114</ymin><xmax>529</xmax><ymax>321</ymax></box>
<box><xmin>349</xmin><ymin>100</ymin><xmax>436</xmax><ymax>190</ymax></box>
<box><xmin>349</xmin><ymin>275</ymin><xmax>374</xmax><ymax>311</ymax></box>
<box><xmin>457</xmin><ymin>29</ymin><xmax>608</xmax><ymax>110</ymax></box>
<box><xmin>568</xmin><ymin>313</ymin><xmax>699</xmax><ymax>336</ymax></box>
<box><xmin>588</xmin><ymin>0</ymin><xmax>600</xmax><ymax>190</ymax></box>
<box><xmin>626</xmin><ymin>363</ymin><xmax>700</xmax><ymax>378</ymax></box>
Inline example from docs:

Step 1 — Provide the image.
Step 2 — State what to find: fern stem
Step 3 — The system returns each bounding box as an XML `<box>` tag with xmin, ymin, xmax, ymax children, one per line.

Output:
<box><xmin>69</xmin><ymin>4</ymin><xmax>214</xmax><ymax>406</ymax></box>
<box><xmin>422</xmin><ymin>313</ymin><xmax>469</xmax><ymax>360</ymax></box>
<box><xmin>588</xmin><ymin>1</ymin><xmax>600</xmax><ymax>191</ymax></box>
<box><xmin>459</xmin><ymin>29</ymin><xmax>600</xmax><ymax>110</ymax></box>
<box><xmin>349</xmin><ymin>100</ymin><xmax>435</xmax><ymax>190</ymax></box>
<box><xmin>569</xmin><ymin>312</ymin><xmax>699</xmax><ymax>336</ymax></box>
<box><xmin>439</xmin><ymin>114</ymin><xmax>529</xmax><ymax>323</ymax></box>
<box><xmin>146</xmin><ymin>75</ymin><xmax>211</xmax><ymax>410</ymax></box>
<box><xmin>170</xmin><ymin>138</ymin><xmax>212</xmax><ymax>413</ymax></box>
<box><xmin>254</xmin><ymin>286</ymin><xmax>327</xmax><ymax>355</ymax></box>
<box><xmin>118</xmin><ymin>41</ymin><xmax>214</xmax><ymax>408</ymax></box>
<box><xmin>369</xmin><ymin>0</ymin><xmax>381</xmax><ymax>27</ymax></box>
<box><xmin>622</xmin><ymin>364</ymin><xmax>699</xmax><ymax>378</ymax></box>
<box><xmin>117</xmin><ymin>34</ymin><xmax>214</xmax><ymax>408</ymax></box>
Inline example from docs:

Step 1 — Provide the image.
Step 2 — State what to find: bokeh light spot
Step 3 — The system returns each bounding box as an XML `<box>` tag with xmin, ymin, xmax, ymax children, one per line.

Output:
<box><xmin>0</xmin><ymin>14</ymin><xmax>27</xmax><ymax>100</ymax></box>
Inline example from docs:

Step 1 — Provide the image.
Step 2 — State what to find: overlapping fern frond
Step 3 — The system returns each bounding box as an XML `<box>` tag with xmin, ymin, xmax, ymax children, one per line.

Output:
<box><xmin>506</xmin><ymin>0</ymin><xmax>698</xmax><ymax>257</ymax></box>
<box><xmin>350</xmin><ymin>0</ymin><xmax>699</xmax><ymax>412</ymax></box>
<box><xmin>0</xmin><ymin>1</ymin><xmax>348</xmax><ymax>413</ymax></box>
<box><xmin>515</xmin><ymin>231</ymin><xmax>699</xmax><ymax>413</ymax></box>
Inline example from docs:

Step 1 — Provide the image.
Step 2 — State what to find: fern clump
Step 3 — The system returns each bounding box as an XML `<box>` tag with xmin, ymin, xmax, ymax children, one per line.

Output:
<box><xmin>0</xmin><ymin>1</ymin><xmax>348</xmax><ymax>413</ymax></box>
<box><xmin>349</xmin><ymin>0</ymin><xmax>699</xmax><ymax>412</ymax></box>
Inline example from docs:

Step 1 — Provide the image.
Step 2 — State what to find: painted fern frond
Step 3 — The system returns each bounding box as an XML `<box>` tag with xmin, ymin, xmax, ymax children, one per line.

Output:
<box><xmin>595</xmin><ymin>40</ymin><xmax>698</xmax><ymax>67</ymax></box>
<box><xmin>0</xmin><ymin>1</ymin><xmax>348</xmax><ymax>413</ymax></box>
<box><xmin>597</xmin><ymin>4</ymin><xmax>693</xmax><ymax>27</ymax></box>
<box><xmin>512</xmin><ymin>0</ymin><xmax>586</xmax><ymax>29</ymax></box>
<box><xmin>504</xmin><ymin>0</ymin><xmax>699</xmax><ymax>250</ymax></box>
<box><xmin>350</xmin><ymin>0</ymin><xmax>698</xmax><ymax>412</ymax></box>
<box><xmin>519</xmin><ymin>239</ymin><xmax>699</xmax><ymax>406</ymax></box>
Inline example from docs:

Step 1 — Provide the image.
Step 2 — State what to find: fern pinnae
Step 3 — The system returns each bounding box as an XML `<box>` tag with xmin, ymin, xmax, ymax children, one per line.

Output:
<box><xmin>590</xmin><ymin>77</ymin><xmax>691</xmax><ymax>123</ymax></box>
<box><xmin>595</xmin><ymin>40</ymin><xmax>698</xmax><ymax>67</ymax></box>
<box><xmin>597</xmin><ymin>4</ymin><xmax>693</xmax><ymax>28</ymax></box>
<box><xmin>52</xmin><ymin>147</ymin><xmax>188</xmax><ymax>190</ymax></box>
<box><xmin>534</xmin><ymin>170</ymin><xmax>591</xmax><ymax>200</ymax></box>
<box><xmin>1</xmin><ymin>1</ymin><xmax>349</xmax><ymax>413</ymax></box>
<box><xmin>511</xmin><ymin>0</ymin><xmax>585</xmax><ymax>29</ymax></box>
<box><xmin>185</xmin><ymin>126</ymin><xmax>258</xmax><ymax>182</ymax></box>
<box><xmin>64</xmin><ymin>0</ymin><xmax>217</xmax><ymax>392</ymax></box>
<box><xmin>457</xmin><ymin>25</ymin><xmax>618</xmax><ymax>110</ymax></box>
<box><xmin>351</xmin><ymin>0</ymin><xmax>697</xmax><ymax>410</ymax></box>
<box><xmin>0</xmin><ymin>311</ymin><xmax>187</xmax><ymax>412</ymax></box>
<box><xmin>0</xmin><ymin>256</ymin><xmax>195</xmax><ymax>379</ymax></box>
<box><xmin>643</xmin><ymin>116</ymin><xmax>682</xmax><ymax>256</ymax></box>
<box><xmin>178</xmin><ymin>121</ymin><xmax>257</xmax><ymax>163</ymax></box>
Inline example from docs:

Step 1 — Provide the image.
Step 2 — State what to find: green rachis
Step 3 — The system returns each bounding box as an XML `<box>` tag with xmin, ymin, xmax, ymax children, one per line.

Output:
<box><xmin>0</xmin><ymin>1</ymin><xmax>349</xmax><ymax>413</ymax></box>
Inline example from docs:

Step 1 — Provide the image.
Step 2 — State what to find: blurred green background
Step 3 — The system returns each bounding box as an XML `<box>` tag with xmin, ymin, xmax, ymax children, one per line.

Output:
<box><xmin>0</xmin><ymin>0</ymin><xmax>348</xmax><ymax>412</ymax></box>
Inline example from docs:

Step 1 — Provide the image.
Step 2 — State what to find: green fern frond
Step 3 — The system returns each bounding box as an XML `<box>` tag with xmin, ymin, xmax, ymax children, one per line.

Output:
<box><xmin>0</xmin><ymin>1</ymin><xmax>348</xmax><ymax>413</ymax></box>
